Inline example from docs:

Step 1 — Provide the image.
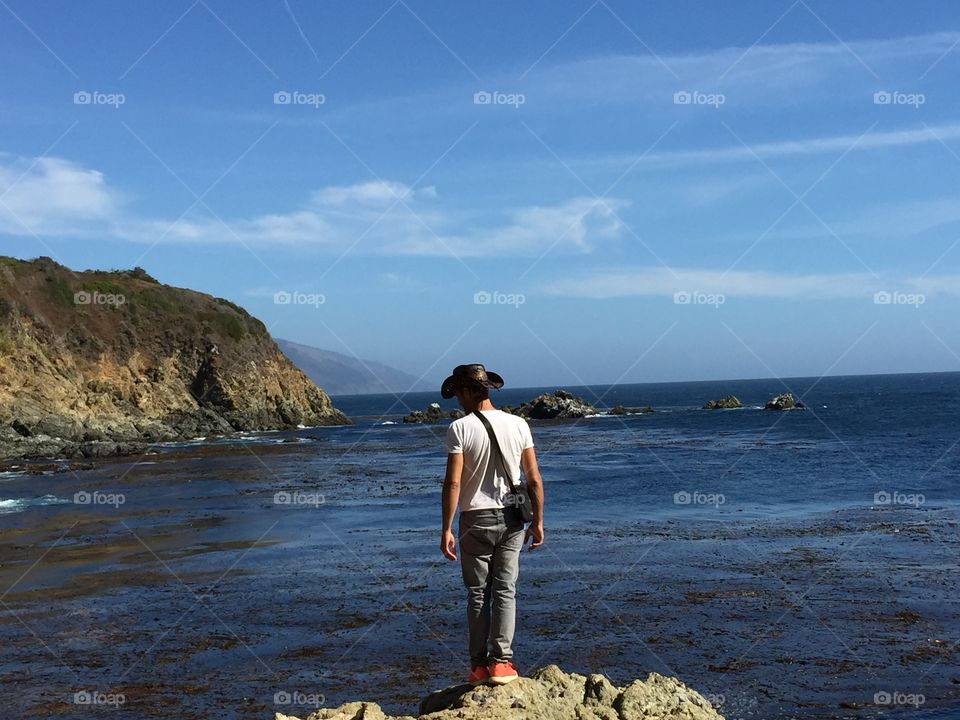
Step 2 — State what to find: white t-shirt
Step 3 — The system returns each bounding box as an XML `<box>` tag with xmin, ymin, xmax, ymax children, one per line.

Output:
<box><xmin>444</xmin><ymin>409</ymin><xmax>535</xmax><ymax>512</ymax></box>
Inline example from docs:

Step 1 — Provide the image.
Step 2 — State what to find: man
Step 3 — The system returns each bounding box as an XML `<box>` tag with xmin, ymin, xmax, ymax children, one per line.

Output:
<box><xmin>439</xmin><ymin>364</ymin><xmax>545</xmax><ymax>686</ymax></box>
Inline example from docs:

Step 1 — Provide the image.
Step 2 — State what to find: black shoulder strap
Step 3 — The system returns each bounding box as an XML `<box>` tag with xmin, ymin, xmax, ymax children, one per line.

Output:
<box><xmin>472</xmin><ymin>410</ymin><xmax>520</xmax><ymax>494</ymax></box>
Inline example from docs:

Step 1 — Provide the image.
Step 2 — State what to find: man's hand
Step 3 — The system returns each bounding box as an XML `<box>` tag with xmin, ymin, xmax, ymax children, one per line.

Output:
<box><xmin>441</xmin><ymin>530</ymin><xmax>457</xmax><ymax>561</ymax></box>
<box><xmin>525</xmin><ymin>523</ymin><xmax>544</xmax><ymax>550</ymax></box>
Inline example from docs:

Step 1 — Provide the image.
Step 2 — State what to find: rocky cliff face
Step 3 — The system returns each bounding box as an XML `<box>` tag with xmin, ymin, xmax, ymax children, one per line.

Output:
<box><xmin>274</xmin><ymin>664</ymin><xmax>724</xmax><ymax>720</ymax></box>
<box><xmin>0</xmin><ymin>256</ymin><xmax>348</xmax><ymax>459</ymax></box>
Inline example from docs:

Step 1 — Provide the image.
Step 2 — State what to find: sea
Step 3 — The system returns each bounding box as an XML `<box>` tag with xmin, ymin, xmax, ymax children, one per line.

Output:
<box><xmin>0</xmin><ymin>371</ymin><xmax>957</xmax><ymax>719</ymax></box>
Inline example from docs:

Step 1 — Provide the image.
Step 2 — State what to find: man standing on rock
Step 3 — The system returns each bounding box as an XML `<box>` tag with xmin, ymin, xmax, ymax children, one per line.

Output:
<box><xmin>439</xmin><ymin>364</ymin><xmax>545</xmax><ymax>686</ymax></box>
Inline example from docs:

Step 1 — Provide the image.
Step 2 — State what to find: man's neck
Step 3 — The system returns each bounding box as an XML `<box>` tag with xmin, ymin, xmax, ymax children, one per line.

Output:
<box><xmin>467</xmin><ymin>398</ymin><xmax>496</xmax><ymax>413</ymax></box>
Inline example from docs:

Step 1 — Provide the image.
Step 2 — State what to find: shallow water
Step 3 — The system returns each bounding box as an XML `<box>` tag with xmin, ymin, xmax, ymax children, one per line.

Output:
<box><xmin>1</xmin><ymin>372</ymin><xmax>958</xmax><ymax>719</ymax></box>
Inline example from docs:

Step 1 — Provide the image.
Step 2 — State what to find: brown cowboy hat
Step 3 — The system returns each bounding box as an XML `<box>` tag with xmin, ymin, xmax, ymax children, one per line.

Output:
<box><xmin>440</xmin><ymin>363</ymin><xmax>505</xmax><ymax>399</ymax></box>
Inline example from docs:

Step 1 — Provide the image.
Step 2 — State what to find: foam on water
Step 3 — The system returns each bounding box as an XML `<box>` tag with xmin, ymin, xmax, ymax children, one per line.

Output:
<box><xmin>0</xmin><ymin>494</ymin><xmax>73</xmax><ymax>514</ymax></box>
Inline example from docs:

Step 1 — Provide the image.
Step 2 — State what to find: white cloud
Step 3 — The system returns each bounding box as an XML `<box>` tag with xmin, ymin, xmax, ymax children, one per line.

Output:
<box><xmin>310</xmin><ymin>180</ymin><xmax>417</xmax><ymax>208</ymax></box>
<box><xmin>539</xmin><ymin>266</ymin><xmax>960</xmax><ymax>300</ymax></box>
<box><xmin>0</xmin><ymin>155</ymin><xmax>629</xmax><ymax>256</ymax></box>
<box><xmin>0</xmin><ymin>157</ymin><xmax>119</xmax><ymax>234</ymax></box>
<box><xmin>393</xmin><ymin>197</ymin><xmax>627</xmax><ymax>256</ymax></box>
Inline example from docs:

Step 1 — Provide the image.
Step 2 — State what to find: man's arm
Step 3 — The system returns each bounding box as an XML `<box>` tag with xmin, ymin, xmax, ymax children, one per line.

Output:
<box><xmin>521</xmin><ymin>447</ymin><xmax>544</xmax><ymax>549</ymax></box>
<box><xmin>441</xmin><ymin>452</ymin><xmax>463</xmax><ymax>560</ymax></box>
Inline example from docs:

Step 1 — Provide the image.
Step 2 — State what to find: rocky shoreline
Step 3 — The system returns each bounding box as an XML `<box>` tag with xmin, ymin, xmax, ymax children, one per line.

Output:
<box><xmin>275</xmin><ymin>665</ymin><xmax>723</xmax><ymax>720</ymax></box>
<box><xmin>0</xmin><ymin>257</ymin><xmax>349</xmax><ymax>460</ymax></box>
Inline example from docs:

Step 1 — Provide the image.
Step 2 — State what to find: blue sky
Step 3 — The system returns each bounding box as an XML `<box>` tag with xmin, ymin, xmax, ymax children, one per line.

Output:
<box><xmin>2</xmin><ymin>0</ymin><xmax>959</xmax><ymax>388</ymax></box>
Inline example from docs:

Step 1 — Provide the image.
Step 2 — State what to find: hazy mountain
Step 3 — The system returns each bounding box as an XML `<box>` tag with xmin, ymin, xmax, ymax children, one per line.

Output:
<box><xmin>276</xmin><ymin>339</ymin><xmax>431</xmax><ymax>396</ymax></box>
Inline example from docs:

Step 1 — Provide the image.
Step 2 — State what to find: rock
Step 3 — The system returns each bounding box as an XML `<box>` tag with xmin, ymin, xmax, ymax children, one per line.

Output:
<box><xmin>285</xmin><ymin>665</ymin><xmax>723</xmax><ymax>720</ymax></box>
<box><xmin>402</xmin><ymin>403</ymin><xmax>464</xmax><ymax>424</ymax></box>
<box><xmin>0</xmin><ymin>256</ymin><xmax>350</xmax><ymax>460</ymax></box>
<box><xmin>763</xmin><ymin>393</ymin><xmax>805</xmax><ymax>411</ymax></box>
<box><xmin>702</xmin><ymin>395</ymin><xmax>742</xmax><ymax>410</ymax></box>
<box><xmin>516</xmin><ymin>391</ymin><xmax>597</xmax><ymax>420</ymax></box>
<box><xmin>608</xmin><ymin>405</ymin><xmax>654</xmax><ymax>415</ymax></box>
<box><xmin>78</xmin><ymin>440</ymin><xmax>147</xmax><ymax>458</ymax></box>
<box><xmin>583</xmin><ymin>673</ymin><xmax>619</xmax><ymax>707</ymax></box>
<box><xmin>615</xmin><ymin>672</ymin><xmax>721</xmax><ymax>720</ymax></box>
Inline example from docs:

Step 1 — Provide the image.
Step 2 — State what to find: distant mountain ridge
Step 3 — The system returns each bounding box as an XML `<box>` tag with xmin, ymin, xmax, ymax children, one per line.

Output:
<box><xmin>276</xmin><ymin>339</ymin><xmax>431</xmax><ymax>396</ymax></box>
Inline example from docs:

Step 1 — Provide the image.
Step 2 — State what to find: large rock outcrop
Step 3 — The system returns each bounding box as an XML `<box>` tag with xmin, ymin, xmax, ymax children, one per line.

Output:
<box><xmin>763</xmin><ymin>393</ymin><xmax>805</xmax><ymax>411</ymax></box>
<box><xmin>274</xmin><ymin>665</ymin><xmax>724</xmax><ymax>720</ymax></box>
<box><xmin>702</xmin><ymin>395</ymin><xmax>742</xmax><ymax>410</ymax></box>
<box><xmin>0</xmin><ymin>256</ymin><xmax>349</xmax><ymax>459</ymax></box>
<box><xmin>505</xmin><ymin>390</ymin><xmax>597</xmax><ymax>420</ymax></box>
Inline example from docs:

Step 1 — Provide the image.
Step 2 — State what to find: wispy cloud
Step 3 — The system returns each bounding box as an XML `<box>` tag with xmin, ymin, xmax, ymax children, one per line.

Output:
<box><xmin>0</xmin><ymin>155</ymin><xmax>627</xmax><ymax>257</ymax></box>
<box><xmin>611</xmin><ymin>123</ymin><xmax>960</xmax><ymax>168</ymax></box>
<box><xmin>539</xmin><ymin>266</ymin><xmax>960</xmax><ymax>300</ymax></box>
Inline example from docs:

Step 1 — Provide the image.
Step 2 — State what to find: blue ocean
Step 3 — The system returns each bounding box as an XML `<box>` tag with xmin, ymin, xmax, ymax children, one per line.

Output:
<box><xmin>0</xmin><ymin>371</ymin><xmax>957</xmax><ymax>719</ymax></box>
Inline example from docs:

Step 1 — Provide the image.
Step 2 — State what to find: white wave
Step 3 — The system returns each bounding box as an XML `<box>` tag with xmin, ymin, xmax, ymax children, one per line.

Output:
<box><xmin>0</xmin><ymin>494</ymin><xmax>73</xmax><ymax>515</ymax></box>
<box><xmin>378</xmin><ymin>421</ymin><xmax>397</xmax><ymax>425</ymax></box>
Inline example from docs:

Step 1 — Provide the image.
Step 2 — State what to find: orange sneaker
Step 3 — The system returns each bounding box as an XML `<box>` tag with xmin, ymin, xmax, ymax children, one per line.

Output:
<box><xmin>468</xmin><ymin>665</ymin><xmax>490</xmax><ymax>685</ymax></box>
<box><xmin>488</xmin><ymin>661</ymin><xmax>519</xmax><ymax>685</ymax></box>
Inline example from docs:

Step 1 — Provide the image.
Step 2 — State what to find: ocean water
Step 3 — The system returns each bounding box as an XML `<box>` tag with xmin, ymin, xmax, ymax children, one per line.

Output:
<box><xmin>0</xmin><ymin>371</ymin><xmax>958</xmax><ymax>719</ymax></box>
<box><xmin>332</xmin><ymin>371</ymin><xmax>958</xmax><ymax>520</ymax></box>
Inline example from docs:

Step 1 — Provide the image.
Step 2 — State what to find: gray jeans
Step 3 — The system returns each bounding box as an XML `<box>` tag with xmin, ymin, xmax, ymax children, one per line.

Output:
<box><xmin>458</xmin><ymin>508</ymin><xmax>524</xmax><ymax>666</ymax></box>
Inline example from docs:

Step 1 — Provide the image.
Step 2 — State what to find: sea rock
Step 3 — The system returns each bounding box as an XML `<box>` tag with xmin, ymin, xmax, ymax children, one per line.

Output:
<box><xmin>516</xmin><ymin>390</ymin><xmax>597</xmax><ymax>420</ymax></box>
<box><xmin>402</xmin><ymin>403</ymin><xmax>464</xmax><ymax>424</ymax></box>
<box><xmin>608</xmin><ymin>405</ymin><xmax>654</xmax><ymax>415</ymax></box>
<box><xmin>277</xmin><ymin>665</ymin><xmax>723</xmax><ymax>720</ymax></box>
<box><xmin>0</xmin><ymin>256</ymin><xmax>350</xmax><ymax>460</ymax></box>
<box><xmin>763</xmin><ymin>393</ymin><xmax>806</xmax><ymax>411</ymax></box>
<box><xmin>703</xmin><ymin>395</ymin><xmax>742</xmax><ymax>410</ymax></box>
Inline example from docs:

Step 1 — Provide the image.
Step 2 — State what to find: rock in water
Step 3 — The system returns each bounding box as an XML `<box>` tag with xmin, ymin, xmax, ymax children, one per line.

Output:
<box><xmin>0</xmin><ymin>256</ymin><xmax>349</xmax><ymax>459</ymax></box>
<box><xmin>516</xmin><ymin>390</ymin><xmax>597</xmax><ymax>419</ymax></box>
<box><xmin>763</xmin><ymin>392</ymin><xmax>805</xmax><ymax>411</ymax></box>
<box><xmin>609</xmin><ymin>405</ymin><xmax>654</xmax><ymax>415</ymax></box>
<box><xmin>702</xmin><ymin>395</ymin><xmax>742</xmax><ymax>410</ymax></box>
<box><xmin>402</xmin><ymin>402</ymin><xmax>464</xmax><ymax>423</ymax></box>
<box><xmin>278</xmin><ymin>665</ymin><xmax>724</xmax><ymax>720</ymax></box>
